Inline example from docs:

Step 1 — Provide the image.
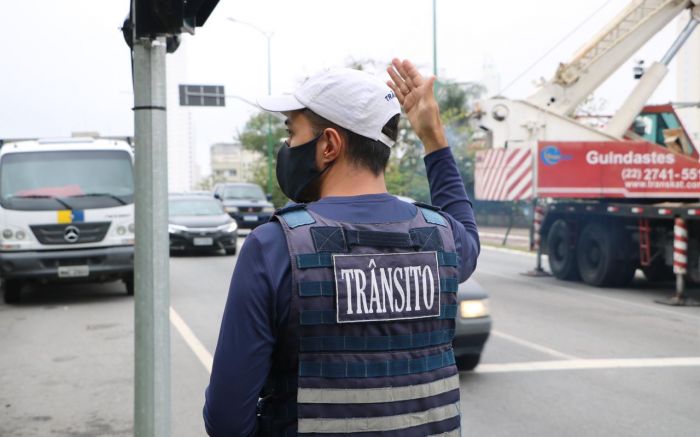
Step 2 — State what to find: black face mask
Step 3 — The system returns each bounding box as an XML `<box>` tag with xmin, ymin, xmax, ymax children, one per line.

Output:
<box><xmin>276</xmin><ymin>134</ymin><xmax>332</xmax><ymax>203</ymax></box>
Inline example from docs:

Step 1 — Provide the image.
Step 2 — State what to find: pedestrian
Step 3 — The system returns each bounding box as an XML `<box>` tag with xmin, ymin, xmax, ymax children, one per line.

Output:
<box><xmin>203</xmin><ymin>58</ymin><xmax>480</xmax><ymax>436</ymax></box>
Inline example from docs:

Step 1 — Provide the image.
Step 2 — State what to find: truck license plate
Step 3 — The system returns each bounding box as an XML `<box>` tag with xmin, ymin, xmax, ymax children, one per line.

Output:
<box><xmin>58</xmin><ymin>265</ymin><xmax>90</xmax><ymax>278</ymax></box>
<box><xmin>193</xmin><ymin>237</ymin><xmax>213</xmax><ymax>246</ymax></box>
<box><xmin>243</xmin><ymin>215</ymin><xmax>257</xmax><ymax>222</ymax></box>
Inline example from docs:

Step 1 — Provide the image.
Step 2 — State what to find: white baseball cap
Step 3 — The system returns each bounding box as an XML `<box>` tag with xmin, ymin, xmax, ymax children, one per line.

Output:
<box><xmin>257</xmin><ymin>68</ymin><xmax>401</xmax><ymax>147</ymax></box>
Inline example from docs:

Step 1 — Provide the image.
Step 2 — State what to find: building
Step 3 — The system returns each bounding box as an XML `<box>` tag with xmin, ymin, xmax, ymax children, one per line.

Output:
<box><xmin>165</xmin><ymin>40</ymin><xmax>198</xmax><ymax>192</ymax></box>
<box><xmin>676</xmin><ymin>14</ymin><xmax>700</xmax><ymax>145</ymax></box>
<box><xmin>210</xmin><ymin>142</ymin><xmax>262</xmax><ymax>183</ymax></box>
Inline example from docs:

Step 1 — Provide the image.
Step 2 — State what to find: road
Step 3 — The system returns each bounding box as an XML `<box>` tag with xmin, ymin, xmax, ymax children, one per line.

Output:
<box><xmin>1</xmin><ymin>235</ymin><xmax>699</xmax><ymax>436</ymax></box>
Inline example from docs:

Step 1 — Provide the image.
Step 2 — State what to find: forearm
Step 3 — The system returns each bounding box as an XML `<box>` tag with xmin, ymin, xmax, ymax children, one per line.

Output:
<box><xmin>424</xmin><ymin>148</ymin><xmax>480</xmax><ymax>280</ymax></box>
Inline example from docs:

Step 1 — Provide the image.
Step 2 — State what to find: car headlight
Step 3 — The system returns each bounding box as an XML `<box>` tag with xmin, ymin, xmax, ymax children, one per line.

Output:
<box><xmin>128</xmin><ymin>223</ymin><xmax>135</xmax><ymax>234</ymax></box>
<box><xmin>15</xmin><ymin>230</ymin><xmax>26</xmax><ymax>240</ymax></box>
<box><xmin>225</xmin><ymin>206</ymin><xmax>239</xmax><ymax>213</ymax></box>
<box><xmin>168</xmin><ymin>224</ymin><xmax>188</xmax><ymax>234</ymax></box>
<box><xmin>459</xmin><ymin>299</ymin><xmax>489</xmax><ymax>319</ymax></box>
<box><xmin>2</xmin><ymin>229</ymin><xmax>13</xmax><ymax>239</ymax></box>
<box><xmin>116</xmin><ymin>225</ymin><xmax>127</xmax><ymax>235</ymax></box>
<box><xmin>218</xmin><ymin>221</ymin><xmax>238</xmax><ymax>233</ymax></box>
<box><xmin>262</xmin><ymin>206</ymin><xmax>275</xmax><ymax>213</ymax></box>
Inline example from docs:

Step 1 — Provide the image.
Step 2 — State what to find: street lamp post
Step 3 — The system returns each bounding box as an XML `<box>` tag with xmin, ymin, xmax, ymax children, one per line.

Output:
<box><xmin>227</xmin><ymin>17</ymin><xmax>274</xmax><ymax>196</ymax></box>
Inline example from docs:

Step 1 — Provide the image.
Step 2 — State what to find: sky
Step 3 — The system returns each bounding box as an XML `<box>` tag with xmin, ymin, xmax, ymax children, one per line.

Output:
<box><xmin>0</xmin><ymin>0</ymin><xmax>690</xmax><ymax>177</ymax></box>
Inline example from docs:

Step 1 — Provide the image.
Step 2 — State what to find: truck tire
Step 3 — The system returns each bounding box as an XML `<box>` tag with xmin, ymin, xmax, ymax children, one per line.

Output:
<box><xmin>3</xmin><ymin>279</ymin><xmax>22</xmax><ymax>304</ymax></box>
<box><xmin>547</xmin><ymin>219</ymin><xmax>579</xmax><ymax>280</ymax></box>
<box><xmin>576</xmin><ymin>222</ymin><xmax>621</xmax><ymax>287</ymax></box>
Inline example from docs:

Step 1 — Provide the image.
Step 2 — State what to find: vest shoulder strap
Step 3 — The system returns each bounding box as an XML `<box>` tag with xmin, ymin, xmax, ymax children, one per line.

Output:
<box><xmin>414</xmin><ymin>202</ymin><xmax>447</xmax><ymax>227</ymax></box>
<box><xmin>275</xmin><ymin>203</ymin><xmax>316</xmax><ymax>229</ymax></box>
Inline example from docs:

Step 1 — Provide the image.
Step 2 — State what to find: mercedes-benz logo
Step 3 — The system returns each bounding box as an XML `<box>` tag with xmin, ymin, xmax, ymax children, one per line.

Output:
<box><xmin>64</xmin><ymin>226</ymin><xmax>80</xmax><ymax>243</ymax></box>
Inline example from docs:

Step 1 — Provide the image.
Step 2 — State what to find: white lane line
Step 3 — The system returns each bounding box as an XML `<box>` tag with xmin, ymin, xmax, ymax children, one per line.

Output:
<box><xmin>491</xmin><ymin>330</ymin><xmax>580</xmax><ymax>360</ymax></box>
<box><xmin>476</xmin><ymin>268</ymin><xmax>700</xmax><ymax>322</ymax></box>
<box><xmin>170</xmin><ymin>306</ymin><xmax>213</xmax><ymax>374</ymax></box>
<box><xmin>476</xmin><ymin>357</ymin><xmax>700</xmax><ymax>374</ymax></box>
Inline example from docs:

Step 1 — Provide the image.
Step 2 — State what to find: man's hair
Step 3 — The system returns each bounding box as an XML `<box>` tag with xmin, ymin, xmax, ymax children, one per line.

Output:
<box><xmin>304</xmin><ymin>109</ymin><xmax>400</xmax><ymax>176</ymax></box>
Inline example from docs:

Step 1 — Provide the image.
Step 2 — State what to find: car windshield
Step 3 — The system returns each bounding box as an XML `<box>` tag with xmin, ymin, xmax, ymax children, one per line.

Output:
<box><xmin>169</xmin><ymin>198</ymin><xmax>224</xmax><ymax>217</ymax></box>
<box><xmin>223</xmin><ymin>185</ymin><xmax>265</xmax><ymax>200</ymax></box>
<box><xmin>0</xmin><ymin>150</ymin><xmax>134</xmax><ymax>200</ymax></box>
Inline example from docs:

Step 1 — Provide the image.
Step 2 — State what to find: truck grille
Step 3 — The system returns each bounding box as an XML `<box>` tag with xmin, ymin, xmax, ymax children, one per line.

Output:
<box><xmin>30</xmin><ymin>222</ymin><xmax>111</xmax><ymax>245</ymax></box>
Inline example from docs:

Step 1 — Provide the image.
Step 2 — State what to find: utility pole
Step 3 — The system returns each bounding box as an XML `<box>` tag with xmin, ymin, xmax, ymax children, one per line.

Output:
<box><xmin>125</xmin><ymin>1</ymin><xmax>219</xmax><ymax>435</ymax></box>
<box><xmin>432</xmin><ymin>0</ymin><xmax>438</xmax><ymax>77</ymax></box>
<box><xmin>133</xmin><ymin>36</ymin><xmax>171</xmax><ymax>437</ymax></box>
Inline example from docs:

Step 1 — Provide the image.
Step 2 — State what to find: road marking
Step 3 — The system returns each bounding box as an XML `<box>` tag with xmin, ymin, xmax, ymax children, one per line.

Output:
<box><xmin>491</xmin><ymin>330</ymin><xmax>579</xmax><ymax>360</ymax></box>
<box><xmin>476</xmin><ymin>357</ymin><xmax>700</xmax><ymax>374</ymax></box>
<box><xmin>476</xmin><ymin>268</ymin><xmax>700</xmax><ymax>322</ymax></box>
<box><xmin>170</xmin><ymin>306</ymin><xmax>213</xmax><ymax>374</ymax></box>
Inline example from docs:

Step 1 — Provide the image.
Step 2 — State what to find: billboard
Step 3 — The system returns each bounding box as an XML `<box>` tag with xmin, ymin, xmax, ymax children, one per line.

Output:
<box><xmin>536</xmin><ymin>141</ymin><xmax>700</xmax><ymax>198</ymax></box>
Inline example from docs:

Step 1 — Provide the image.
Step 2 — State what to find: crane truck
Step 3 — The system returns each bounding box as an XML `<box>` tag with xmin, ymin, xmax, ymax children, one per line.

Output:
<box><xmin>474</xmin><ymin>0</ymin><xmax>700</xmax><ymax>294</ymax></box>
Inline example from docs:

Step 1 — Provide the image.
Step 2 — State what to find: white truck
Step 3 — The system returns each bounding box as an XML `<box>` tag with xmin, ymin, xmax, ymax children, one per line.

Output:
<box><xmin>0</xmin><ymin>137</ymin><xmax>135</xmax><ymax>303</ymax></box>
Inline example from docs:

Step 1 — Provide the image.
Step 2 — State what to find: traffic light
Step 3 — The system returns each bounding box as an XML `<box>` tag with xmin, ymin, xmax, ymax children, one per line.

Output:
<box><xmin>131</xmin><ymin>0</ymin><xmax>219</xmax><ymax>38</ymax></box>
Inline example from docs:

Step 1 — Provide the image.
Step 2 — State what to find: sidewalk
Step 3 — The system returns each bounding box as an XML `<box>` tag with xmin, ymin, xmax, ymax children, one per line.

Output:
<box><xmin>478</xmin><ymin>226</ymin><xmax>531</xmax><ymax>251</ymax></box>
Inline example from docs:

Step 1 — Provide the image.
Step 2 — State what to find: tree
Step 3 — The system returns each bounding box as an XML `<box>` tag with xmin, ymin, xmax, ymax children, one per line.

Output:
<box><xmin>236</xmin><ymin>112</ymin><xmax>288</xmax><ymax>207</ymax></box>
<box><xmin>234</xmin><ymin>63</ymin><xmax>487</xmax><ymax>206</ymax></box>
<box><xmin>384</xmin><ymin>79</ymin><xmax>486</xmax><ymax>202</ymax></box>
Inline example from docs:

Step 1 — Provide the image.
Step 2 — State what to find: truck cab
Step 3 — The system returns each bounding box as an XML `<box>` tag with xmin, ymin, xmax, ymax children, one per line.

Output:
<box><xmin>0</xmin><ymin>137</ymin><xmax>135</xmax><ymax>303</ymax></box>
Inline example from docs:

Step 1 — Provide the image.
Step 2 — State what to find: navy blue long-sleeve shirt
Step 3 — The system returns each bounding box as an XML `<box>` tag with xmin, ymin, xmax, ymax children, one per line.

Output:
<box><xmin>203</xmin><ymin>148</ymin><xmax>480</xmax><ymax>436</ymax></box>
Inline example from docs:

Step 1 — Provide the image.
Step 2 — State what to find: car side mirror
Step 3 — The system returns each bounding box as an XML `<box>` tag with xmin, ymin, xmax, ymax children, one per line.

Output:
<box><xmin>214</xmin><ymin>193</ymin><xmax>221</xmax><ymax>200</ymax></box>
<box><xmin>266</xmin><ymin>194</ymin><xmax>273</xmax><ymax>201</ymax></box>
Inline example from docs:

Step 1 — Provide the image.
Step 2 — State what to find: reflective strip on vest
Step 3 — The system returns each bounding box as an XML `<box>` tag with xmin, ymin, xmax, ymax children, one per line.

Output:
<box><xmin>298</xmin><ymin>373</ymin><xmax>459</xmax><ymax>404</ymax></box>
<box><xmin>297</xmin><ymin>402</ymin><xmax>459</xmax><ymax>434</ymax></box>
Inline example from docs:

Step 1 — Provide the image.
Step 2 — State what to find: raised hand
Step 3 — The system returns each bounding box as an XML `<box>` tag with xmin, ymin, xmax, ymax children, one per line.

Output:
<box><xmin>386</xmin><ymin>58</ymin><xmax>447</xmax><ymax>154</ymax></box>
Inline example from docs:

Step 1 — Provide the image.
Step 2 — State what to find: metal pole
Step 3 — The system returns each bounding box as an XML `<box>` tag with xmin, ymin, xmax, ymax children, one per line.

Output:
<box><xmin>266</xmin><ymin>35</ymin><xmax>273</xmax><ymax>196</ymax></box>
<box><xmin>432</xmin><ymin>0</ymin><xmax>437</xmax><ymax>77</ymax></box>
<box><xmin>133</xmin><ymin>36</ymin><xmax>171</xmax><ymax>437</ymax></box>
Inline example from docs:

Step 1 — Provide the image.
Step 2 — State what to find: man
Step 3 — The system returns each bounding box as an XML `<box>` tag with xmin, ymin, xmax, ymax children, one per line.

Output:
<box><xmin>204</xmin><ymin>59</ymin><xmax>479</xmax><ymax>436</ymax></box>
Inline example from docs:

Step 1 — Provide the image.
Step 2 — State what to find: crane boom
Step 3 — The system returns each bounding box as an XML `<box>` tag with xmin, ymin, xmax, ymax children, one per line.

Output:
<box><xmin>527</xmin><ymin>0</ymin><xmax>694</xmax><ymax>116</ymax></box>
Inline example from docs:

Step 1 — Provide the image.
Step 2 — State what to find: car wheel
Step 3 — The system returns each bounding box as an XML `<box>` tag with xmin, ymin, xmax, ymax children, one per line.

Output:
<box><xmin>455</xmin><ymin>354</ymin><xmax>481</xmax><ymax>371</ymax></box>
<box><xmin>124</xmin><ymin>276</ymin><xmax>134</xmax><ymax>296</ymax></box>
<box><xmin>3</xmin><ymin>279</ymin><xmax>22</xmax><ymax>304</ymax></box>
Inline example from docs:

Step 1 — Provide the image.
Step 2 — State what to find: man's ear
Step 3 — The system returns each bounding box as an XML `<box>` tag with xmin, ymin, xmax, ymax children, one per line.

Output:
<box><xmin>320</xmin><ymin>127</ymin><xmax>344</xmax><ymax>165</ymax></box>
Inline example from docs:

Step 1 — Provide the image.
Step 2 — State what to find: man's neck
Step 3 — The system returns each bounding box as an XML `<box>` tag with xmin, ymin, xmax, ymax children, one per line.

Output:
<box><xmin>318</xmin><ymin>163</ymin><xmax>387</xmax><ymax>198</ymax></box>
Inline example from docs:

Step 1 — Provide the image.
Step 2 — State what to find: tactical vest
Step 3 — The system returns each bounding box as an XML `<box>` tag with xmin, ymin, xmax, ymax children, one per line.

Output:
<box><xmin>259</xmin><ymin>203</ymin><xmax>461</xmax><ymax>437</ymax></box>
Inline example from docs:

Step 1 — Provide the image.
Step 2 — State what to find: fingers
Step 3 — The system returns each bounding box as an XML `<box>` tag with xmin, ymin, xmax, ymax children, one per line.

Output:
<box><xmin>385</xmin><ymin>79</ymin><xmax>405</xmax><ymax>106</ymax></box>
<box><xmin>400</xmin><ymin>59</ymin><xmax>425</xmax><ymax>88</ymax></box>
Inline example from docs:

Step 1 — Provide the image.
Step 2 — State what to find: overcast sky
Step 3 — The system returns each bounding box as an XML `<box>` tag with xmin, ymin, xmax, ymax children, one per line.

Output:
<box><xmin>1</xmin><ymin>0</ymin><xmax>687</xmax><ymax>176</ymax></box>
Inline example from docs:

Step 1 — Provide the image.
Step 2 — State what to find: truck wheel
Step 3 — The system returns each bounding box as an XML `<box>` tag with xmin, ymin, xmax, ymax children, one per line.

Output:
<box><xmin>3</xmin><ymin>280</ymin><xmax>22</xmax><ymax>304</ymax></box>
<box><xmin>547</xmin><ymin>220</ymin><xmax>579</xmax><ymax>280</ymax></box>
<box><xmin>576</xmin><ymin>222</ymin><xmax>620</xmax><ymax>287</ymax></box>
<box><xmin>613</xmin><ymin>260</ymin><xmax>637</xmax><ymax>287</ymax></box>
